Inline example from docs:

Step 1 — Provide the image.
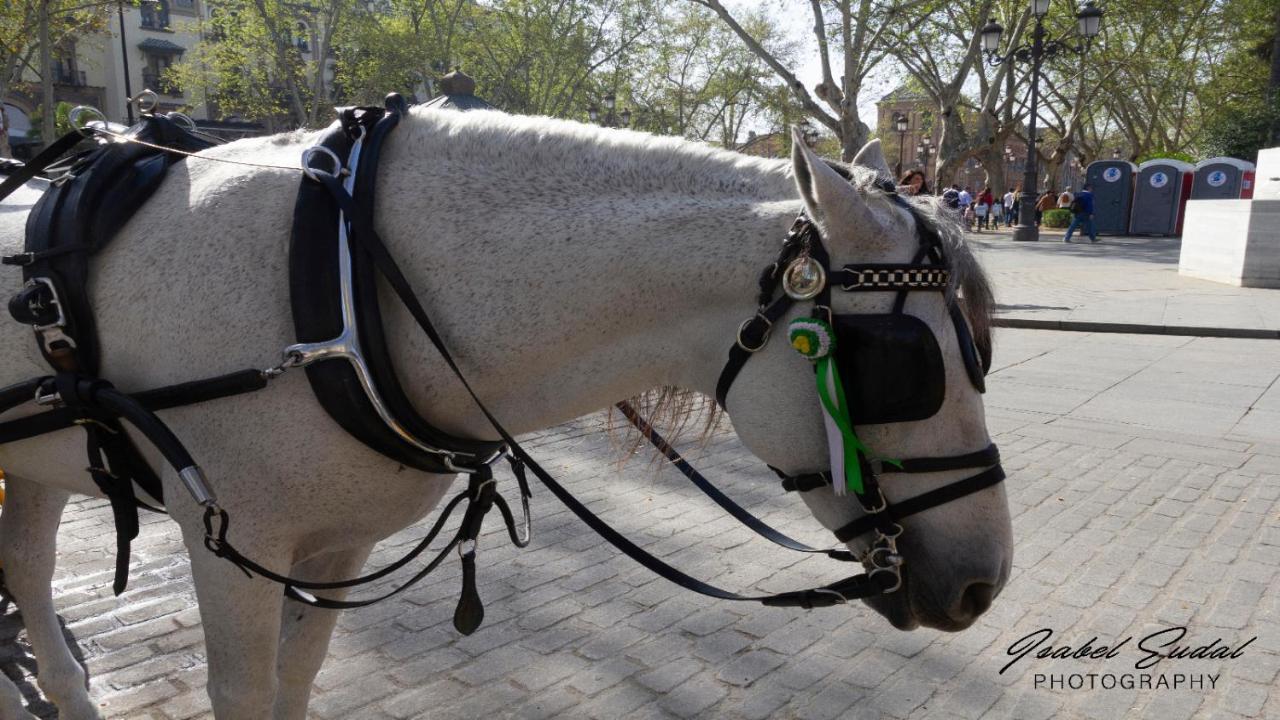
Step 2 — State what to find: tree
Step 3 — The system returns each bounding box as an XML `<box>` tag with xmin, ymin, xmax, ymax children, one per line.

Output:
<box><xmin>463</xmin><ymin>0</ymin><xmax>653</xmax><ymax>117</ymax></box>
<box><xmin>887</xmin><ymin>0</ymin><xmax>1035</xmax><ymax>187</ymax></box>
<box><xmin>622</xmin><ymin>5</ymin><xmax>789</xmax><ymax>145</ymax></box>
<box><xmin>1197</xmin><ymin>0</ymin><xmax>1278</xmax><ymax>159</ymax></box>
<box><xmin>688</xmin><ymin>0</ymin><xmax>900</xmax><ymax>161</ymax></box>
<box><xmin>173</xmin><ymin>0</ymin><xmax>357</xmax><ymax>130</ymax></box>
<box><xmin>0</xmin><ymin>0</ymin><xmax>110</xmax><ymax>156</ymax></box>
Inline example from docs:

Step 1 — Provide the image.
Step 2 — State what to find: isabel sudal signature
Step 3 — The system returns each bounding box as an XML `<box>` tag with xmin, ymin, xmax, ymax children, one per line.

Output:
<box><xmin>1002</xmin><ymin>626</ymin><xmax>1258</xmax><ymax>674</ymax></box>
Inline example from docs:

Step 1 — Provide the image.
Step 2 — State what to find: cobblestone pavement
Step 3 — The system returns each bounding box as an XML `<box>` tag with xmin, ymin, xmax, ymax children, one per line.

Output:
<box><xmin>3</xmin><ymin>328</ymin><xmax>1279</xmax><ymax>719</ymax></box>
<box><xmin>968</xmin><ymin>230</ymin><xmax>1280</xmax><ymax>333</ymax></box>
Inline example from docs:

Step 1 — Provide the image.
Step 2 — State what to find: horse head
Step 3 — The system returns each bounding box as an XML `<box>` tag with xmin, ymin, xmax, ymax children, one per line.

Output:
<box><xmin>720</xmin><ymin>132</ymin><xmax>1012</xmax><ymax>631</ymax></box>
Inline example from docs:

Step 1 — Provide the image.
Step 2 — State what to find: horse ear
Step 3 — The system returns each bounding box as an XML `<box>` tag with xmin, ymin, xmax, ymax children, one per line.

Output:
<box><xmin>852</xmin><ymin>139</ymin><xmax>893</xmax><ymax>180</ymax></box>
<box><xmin>790</xmin><ymin>126</ymin><xmax>858</xmax><ymax>225</ymax></box>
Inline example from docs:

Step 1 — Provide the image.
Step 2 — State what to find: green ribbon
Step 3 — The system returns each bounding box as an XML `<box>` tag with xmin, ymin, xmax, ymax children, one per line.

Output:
<box><xmin>789</xmin><ymin>316</ymin><xmax>900</xmax><ymax>496</ymax></box>
<box><xmin>814</xmin><ymin>356</ymin><xmax>871</xmax><ymax>494</ymax></box>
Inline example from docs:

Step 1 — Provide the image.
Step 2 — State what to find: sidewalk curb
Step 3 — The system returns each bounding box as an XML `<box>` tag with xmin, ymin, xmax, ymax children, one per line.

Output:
<box><xmin>993</xmin><ymin>317</ymin><xmax>1280</xmax><ymax>339</ymax></box>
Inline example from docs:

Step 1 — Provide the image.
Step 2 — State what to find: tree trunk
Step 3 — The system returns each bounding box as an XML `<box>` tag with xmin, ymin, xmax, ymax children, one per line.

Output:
<box><xmin>39</xmin><ymin>0</ymin><xmax>55</xmax><ymax>147</ymax></box>
<box><xmin>977</xmin><ymin>144</ymin><xmax>1005</xmax><ymax>199</ymax></box>
<box><xmin>0</xmin><ymin>101</ymin><xmax>11</xmax><ymax>158</ymax></box>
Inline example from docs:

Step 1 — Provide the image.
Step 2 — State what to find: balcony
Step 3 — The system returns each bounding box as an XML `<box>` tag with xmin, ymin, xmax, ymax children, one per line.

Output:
<box><xmin>142</xmin><ymin>71</ymin><xmax>181</xmax><ymax>96</ymax></box>
<box><xmin>54</xmin><ymin>69</ymin><xmax>87</xmax><ymax>87</ymax></box>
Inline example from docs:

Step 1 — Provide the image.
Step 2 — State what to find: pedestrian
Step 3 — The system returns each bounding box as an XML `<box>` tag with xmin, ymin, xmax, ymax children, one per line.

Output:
<box><xmin>991</xmin><ymin>195</ymin><xmax>1003</xmax><ymax>229</ymax></box>
<box><xmin>1063</xmin><ymin>183</ymin><xmax>1098</xmax><ymax>243</ymax></box>
<box><xmin>1057</xmin><ymin>186</ymin><xmax>1074</xmax><ymax>210</ymax></box>
<box><xmin>941</xmin><ymin>184</ymin><xmax>960</xmax><ymax>213</ymax></box>
<box><xmin>976</xmin><ymin>186</ymin><xmax>994</xmax><ymax>230</ymax></box>
<box><xmin>1003</xmin><ymin>187</ymin><xmax>1016</xmax><ymax>225</ymax></box>
<box><xmin>959</xmin><ymin>186</ymin><xmax>973</xmax><ymax>212</ymax></box>
<box><xmin>898</xmin><ymin>169</ymin><xmax>930</xmax><ymax>196</ymax></box>
<box><xmin>1035</xmin><ymin>188</ymin><xmax>1056</xmax><ymax>226</ymax></box>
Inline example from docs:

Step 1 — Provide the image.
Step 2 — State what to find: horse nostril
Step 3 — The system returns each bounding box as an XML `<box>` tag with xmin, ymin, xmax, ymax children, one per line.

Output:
<box><xmin>957</xmin><ymin>581</ymin><xmax>996</xmax><ymax>620</ymax></box>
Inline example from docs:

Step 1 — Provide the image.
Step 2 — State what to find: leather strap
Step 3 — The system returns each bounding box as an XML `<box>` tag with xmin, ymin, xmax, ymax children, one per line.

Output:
<box><xmin>615</xmin><ymin>400</ymin><xmax>855</xmax><ymax>562</ymax></box>
<box><xmin>832</xmin><ymin>465</ymin><xmax>1006</xmax><ymax>543</ymax></box>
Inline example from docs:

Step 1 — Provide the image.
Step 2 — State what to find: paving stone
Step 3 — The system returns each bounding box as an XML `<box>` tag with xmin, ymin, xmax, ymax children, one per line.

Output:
<box><xmin>6</xmin><ymin>346</ymin><xmax>1280</xmax><ymax>720</ymax></box>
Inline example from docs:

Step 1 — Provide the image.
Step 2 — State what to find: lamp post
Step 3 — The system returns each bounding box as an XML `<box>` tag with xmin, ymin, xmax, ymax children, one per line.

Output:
<box><xmin>916</xmin><ymin>137</ymin><xmax>933</xmax><ymax>186</ymax></box>
<box><xmin>893</xmin><ymin>113</ymin><xmax>908</xmax><ymax>177</ymax></box>
<box><xmin>587</xmin><ymin>93</ymin><xmax>631</xmax><ymax>129</ymax></box>
<box><xmin>797</xmin><ymin>118</ymin><xmax>820</xmax><ymax>148</ymax></box>
<box><xmin>980</xmin><ymin>0</ymin><xmax>1103</xmax><ymax>241</ymax></box>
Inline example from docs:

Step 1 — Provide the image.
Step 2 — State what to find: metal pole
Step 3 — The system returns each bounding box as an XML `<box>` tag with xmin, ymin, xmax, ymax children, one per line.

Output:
<box><xmin>897</xmin><ymin>127</ymin><xmax>905</xmax><ymax>177</ymax></box>
<box><xmin>118</xmin><ymin>0</ymin><xmax>135</xmax><ymax>125</ymax></box>
<box><xmin>1013</xmin><ymin>15</ymin><xmax>1044</xmax><ymax>241</ymax></box>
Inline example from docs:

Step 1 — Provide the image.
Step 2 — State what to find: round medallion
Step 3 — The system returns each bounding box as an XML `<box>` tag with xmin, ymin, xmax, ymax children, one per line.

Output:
<box><xmin>782</xmin><ymin>256</ymin><xmax>826</xmax><ymax>300</ymax></box>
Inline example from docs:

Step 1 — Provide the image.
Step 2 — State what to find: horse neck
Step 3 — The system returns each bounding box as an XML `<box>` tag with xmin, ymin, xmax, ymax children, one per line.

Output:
<box><xmin>373</xmin><ymin>122</ymin><xmax>801</xmax><ymax>436</ymax></box>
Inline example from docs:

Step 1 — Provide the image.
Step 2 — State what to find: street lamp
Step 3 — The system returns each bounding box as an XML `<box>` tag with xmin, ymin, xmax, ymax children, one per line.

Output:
<box><xmin>917</xmin><ymin>136</ymin><xmax>933</xmax><ymax>185</ymax></box>
<box><xmin>798</xmin><ymin>118</ymin><xmax>820</xmax><ymax>147</ymax></box>
<box><xmin>587</xmin><ymin>93</ymin><xmax>631</xmax><ymax>128</ymax></box>
<box><xmin>980</xmin><ymin>0</ymin><xmax>1104</xmax><ymax>241</ymax></box>
<box><xmin>893</xmin><ymin>113</ymin><xmax>908</xmax><ymax>177</ymax></box>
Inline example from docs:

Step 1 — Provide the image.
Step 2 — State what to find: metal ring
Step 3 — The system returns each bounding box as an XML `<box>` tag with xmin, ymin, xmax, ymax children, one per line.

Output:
<box><xmin>811</xmin><ymin>588</ymin><xmax>849</xmax><ymax>605</ymax></box>
<box><xmin>301</xmin><ymin>146</ymin><xmax>343</xmax><ymax>182</ymax></box>
<box><xmin>166</xmin><ymin>112</ymin><xmax>197</xmax><ymax>131</ymax></box>
<box><xmin>735</xmin><ymin>315</ymin><xmax>773</xmax><ymax>353</ymax></box>
<box><xmin>132</xmin><ymin>89</ymin><xmax>159</xmax><ymax>113</ymax></box>
<box><xmin>458</xmin><ymin>539</ymin><xmax>477</xmax><ymax>559</ymax></box>
<box><xmin>68</xmin><ymin>105</ymin><xmax>107</xmax><ymax>132</ymax></box>
<box><xmin>869</xmin><ymin>566</ymin><xmax>903</xmax><ymax>593</ymax></box>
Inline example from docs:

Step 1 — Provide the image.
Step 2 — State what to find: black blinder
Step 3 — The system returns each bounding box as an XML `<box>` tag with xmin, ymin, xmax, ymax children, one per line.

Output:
<box><xmin>950</xmin><ymin>304</ymin><xmax>987</xmax><ymax>394</ymax></box>
<box><xmin>832</xmin><ymin>314</ymin><xmax>946</xmax><ymax>424</ymax></box>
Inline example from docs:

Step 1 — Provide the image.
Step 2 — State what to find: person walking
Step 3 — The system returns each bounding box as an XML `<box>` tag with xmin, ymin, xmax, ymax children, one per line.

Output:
<box><xmin>1063</xmin><ymin>183</ymin><xmax>1098</xmax><ymax>243</ymax></box>
<box><xmin>1035</xmin><ymin>189</ymin><xmax>1056</xmax><ymax>226</ymax></box>
<box><xmin>941</xmin><ymin>184</ymin><xmax>961</xmax><ymax>214</ymax></box>
<box><xmin>977</xmin><ymin>187</ymin><xmax>994</xmax><ymax>230</ymax></box>
<box><xmin>1003</xmin><ymin>187</ymin><xmax>1016</xmax><ymax>225</ymax></box>
<box><xmin>1057</xmin><ymin>186</ymin><xmax>1074</xmax><ymax>210</ymax></box>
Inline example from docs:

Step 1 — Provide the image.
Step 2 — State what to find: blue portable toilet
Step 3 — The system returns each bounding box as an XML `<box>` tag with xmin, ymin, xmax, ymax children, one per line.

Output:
<box><xmin>1131</xmin><ymin>159</ymin><xmax>1194</xmax><ymax>236</ymax></box>
<box><xmin>1085</xmin><ymin>160</ymin><xmax>1136</xmax><ymax>235</ymax></box>
<box><xmin>1191</xmin><ymin>157</ymin><xmax>1256</xmax><ymax>200</ymax></box>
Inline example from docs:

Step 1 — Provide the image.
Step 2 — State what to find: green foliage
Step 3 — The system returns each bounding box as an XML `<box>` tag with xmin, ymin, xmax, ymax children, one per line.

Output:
<box><xmin>25</xmin><ymin>101</ymin><xmax>74</xmax><ymax>144</ymax></box>
<box><xmin>1195</xmin><ymin>0</ymin><xmax>1277</xmax><ymax>161</ymax></box>
<box><xmin>1042</xmin><ymin>209</ymin><xmax>1072</xmax><ymax>228</ymax></box>
<box><xmin>1135</xmin><ymin>151</ymin><xmax>1196</xmax><ymax>165</ymax></box>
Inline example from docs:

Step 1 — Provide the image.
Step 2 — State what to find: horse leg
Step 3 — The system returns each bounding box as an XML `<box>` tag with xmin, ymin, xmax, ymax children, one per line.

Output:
<box><xmin>271</xmin><ymin>543</ymin><xmax>375</xmax><ymax>720</ymax></box>
<box><xmin>182</xmin><ymin>523</ymin><xmax>289</xmax><ymax>720</ymax></box>
<box><xmin>0</xmin><ymin>671</ymin><xmax>40</xmax><ymax>720</ymax></box>
<box><xmin>0</xmin><ymin>477</ymin><xmax>101</xmax><ymax>720</ymax></box>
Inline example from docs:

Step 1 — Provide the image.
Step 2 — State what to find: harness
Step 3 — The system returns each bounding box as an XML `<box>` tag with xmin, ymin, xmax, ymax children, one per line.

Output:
<box><xmin>0</xmin><ymin>95</ymin><xmax>1003</xmax><ymax>631</ymax></box>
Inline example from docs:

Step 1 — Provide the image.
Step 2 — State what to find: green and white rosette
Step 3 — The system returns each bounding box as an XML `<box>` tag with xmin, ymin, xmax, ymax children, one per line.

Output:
<box><xmin>788</xmin><ymin>317</ymin><xmax>875</xmax><ymax>496</ymax></box>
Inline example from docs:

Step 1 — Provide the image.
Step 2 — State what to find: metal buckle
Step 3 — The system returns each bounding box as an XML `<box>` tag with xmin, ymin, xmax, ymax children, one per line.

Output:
<box><xmin>34</xmin><ymin>385</ymin><xmax>62</xmax><ymax>407</ymax></box>
<box><xmin>842</xmin><ymin>270</ymin><xmax>865</xmax><ymax>290</ymax></box>
<box><xmin>856</xmin><ymin>485</ymin><xmax>888</xmax><ymax>514</ymax></box>
<box><xmin>735</xmin><ymin>314</ymin><xmax>773</xmax><ymax>353</ymax></box>
<box><xmin>26</xmin><ymin>278</ymin><xmax>78</xmax><ymax>354</ymax></box>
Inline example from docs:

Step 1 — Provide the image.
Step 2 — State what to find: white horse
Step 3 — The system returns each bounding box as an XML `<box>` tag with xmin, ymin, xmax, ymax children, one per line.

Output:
<box><xmin>0</xmin><ymin>111</ymin><xmax>1012</xmax><ymax>719</ymax></box>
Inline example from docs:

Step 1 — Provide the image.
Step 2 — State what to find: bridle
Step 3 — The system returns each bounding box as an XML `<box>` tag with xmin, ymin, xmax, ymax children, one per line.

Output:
<box><xmin>697</xmin><ymin>180</ymin><xmax>1005</xmax><ymax>596</ymax></box>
